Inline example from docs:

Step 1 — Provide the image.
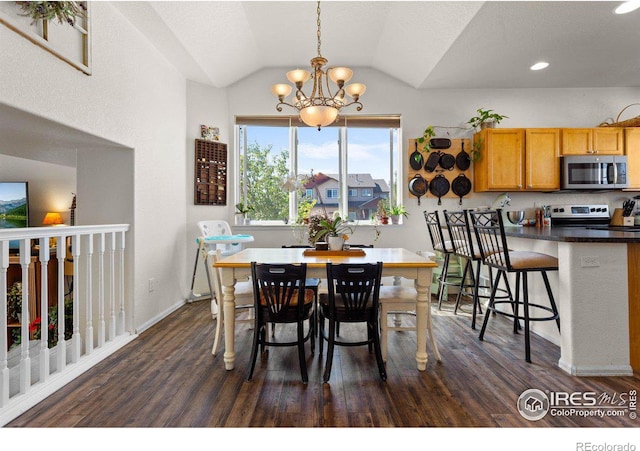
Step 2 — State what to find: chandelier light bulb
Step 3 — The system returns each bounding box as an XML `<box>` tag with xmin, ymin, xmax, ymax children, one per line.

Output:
<box><xmin>300</xmin><ymin>105</ymin><xmax>339</xmax><ymax>130</ymax></box>
<box><xmin>286</xmin><ymin>69</ymin><xmax>312</xmax><ymax>84</ymax></box>
<box><xmin>345</xmin><ymin>83</ymin><xmax>366</xmax><ymax>98</ymax></box>
<box><xmin>328</xmin><ymin>67</ymin><xmax>353</xmax><ymax>85</ymax></box>
<box><xmin>271</xmin><ymin>84</ymin><xmax>293</xmax><ymax>98</ymax></box>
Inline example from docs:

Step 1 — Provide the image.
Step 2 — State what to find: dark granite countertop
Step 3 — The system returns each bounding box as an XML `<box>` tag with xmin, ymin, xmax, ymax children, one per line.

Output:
<box><xmin>503</xmin><ymin>225</ymin><xmax>640</xmax><ymax>243</ymax></box>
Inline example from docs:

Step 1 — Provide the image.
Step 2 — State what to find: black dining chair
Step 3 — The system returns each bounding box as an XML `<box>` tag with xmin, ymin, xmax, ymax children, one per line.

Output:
<box><xmin>319</xmin><ymin>262</ymin><xmax>386</xmax><ymax>382</ymax></box>
<box><xmin>248</xmin><ymin>262</ymin><xmax>316</xmax><ymax>383</ymax></box>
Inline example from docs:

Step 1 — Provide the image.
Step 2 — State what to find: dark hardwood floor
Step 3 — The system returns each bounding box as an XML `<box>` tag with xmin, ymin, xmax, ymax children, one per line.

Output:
<box><xmin>6</xmin><ymin>297</ymin><xmax>639</xmax><ymax>429</ymax></box>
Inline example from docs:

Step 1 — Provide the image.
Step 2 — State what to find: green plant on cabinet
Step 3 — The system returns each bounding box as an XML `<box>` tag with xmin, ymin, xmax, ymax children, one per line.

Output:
<box><xmin>467</xmin><ymin>108</ymin><xmax>508</xmax><ymax>131</ymax></box>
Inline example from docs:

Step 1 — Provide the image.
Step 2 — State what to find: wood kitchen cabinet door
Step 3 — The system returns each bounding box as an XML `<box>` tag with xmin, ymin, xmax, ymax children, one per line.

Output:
<box><xmin>593</xmin><ymin>128</ymin><xmax>624</xmax><ymax>155</ymax></box>
<box><xmin>525</xmin><ymin>128</ymin><xmax>560</xmax><ymax>191</ymax></box>
<box><xmin>625</xmin><ymin>128</ymin><xmax>640</xmax><ymax>189</ymax></box>
<box><xmin>561</xmin><ymin>128</ymin><xmax>593</xmax><ymax>155</ymax></box>
<box><xmin>473</xmin><ymin>128</ymin><xmax>525</xmax><ymax>191</ymax></box>
<box><xmin>561</xmin><ymin>128</ymin><xmax>624</xmax><ymax>155</ymax></box>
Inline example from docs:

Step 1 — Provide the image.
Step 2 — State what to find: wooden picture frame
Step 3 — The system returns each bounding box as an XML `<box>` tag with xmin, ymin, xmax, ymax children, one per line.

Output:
<box><xmin>0</xmin><ymin>1</ymin><xmax>91</xmax><ymax>75</ymax></box>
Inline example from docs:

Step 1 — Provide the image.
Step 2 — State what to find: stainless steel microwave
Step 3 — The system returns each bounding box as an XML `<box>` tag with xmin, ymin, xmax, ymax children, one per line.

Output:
<box><xmin>561</xmin><ymin>155</ymin><xmax>628</xmax><ymax>189</ymax></box>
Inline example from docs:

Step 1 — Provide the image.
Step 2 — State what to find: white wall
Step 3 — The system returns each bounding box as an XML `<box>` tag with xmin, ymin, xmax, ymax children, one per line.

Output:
<box><xmin>0</xmin><ymin>2</ymin><xmax>188</xmax><ymax>331</ymax></box>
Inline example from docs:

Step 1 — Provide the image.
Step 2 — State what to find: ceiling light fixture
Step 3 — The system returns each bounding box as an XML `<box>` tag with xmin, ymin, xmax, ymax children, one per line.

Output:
<box><xmin>270</xmin><ymin>1</ymin><xmax>365</xmax><ymax>130</ymax></box>
<box><xmin>530</xmin><ymin>61</ymin><xmax>550</xmax><ymax>71</ymax></box>
<box><xmin>614</xmin><ymin>0</ymin><xmax>640</xmax><ymax>14</ymax></box>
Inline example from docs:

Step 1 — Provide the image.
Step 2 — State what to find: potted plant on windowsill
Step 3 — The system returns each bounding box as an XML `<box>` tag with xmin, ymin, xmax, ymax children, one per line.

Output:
<box><xmin>377</xmin><ymin>199</ymin><xmax>390</xmax><ymax>225</ymax></box>
<box><xmin>388</xmin><ymin>203</ymin><xmax>408</xmax><ymax>224</ymax></box>
<box><xmin>467</xmin><ymin>108</ymin><xmax>508</xmax><ymax>131</ymax></box>
<box><xmin>235</xmin><ymin>202</ymin><xmax>253</xmax><ymax>225</ymax></box>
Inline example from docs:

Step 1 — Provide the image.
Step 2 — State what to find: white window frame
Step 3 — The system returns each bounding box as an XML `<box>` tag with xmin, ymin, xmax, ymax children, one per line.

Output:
<box><xmin>235</xmin><ymin>115</ymin><xmax>401</xmax><ymax>225</ymax></box>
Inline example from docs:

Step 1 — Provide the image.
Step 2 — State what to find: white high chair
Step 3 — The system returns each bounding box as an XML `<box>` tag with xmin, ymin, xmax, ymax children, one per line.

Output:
<box><xmin>188</xmin><ymin>220</ymin><xmax>252</xmax><ymax>303</ymax></box>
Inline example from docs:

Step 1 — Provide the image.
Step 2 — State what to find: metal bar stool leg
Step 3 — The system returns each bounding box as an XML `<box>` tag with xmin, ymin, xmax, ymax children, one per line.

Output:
<box><xmin>479</xmin><ymin>269</ymin><xmax>503</xmax><ymax>341</ymax></box>
<box><xmin>541</xmin><ymin>271</ymin><xmax>561</xmax><ymax>332</ymax></box>
<box><xmin>453</xmin><ymin>258</ymin><xmax>471</xmax><ymax>315</ymax></box>
<box><xmin>522</xmin><ymin>271</ymin><xmax>532</xmax><ymax>363</ymax></box>
<box><xmin>437</xmin><ymin>253</ymin><xmax>451</xmax><ymax>309</ymax></box>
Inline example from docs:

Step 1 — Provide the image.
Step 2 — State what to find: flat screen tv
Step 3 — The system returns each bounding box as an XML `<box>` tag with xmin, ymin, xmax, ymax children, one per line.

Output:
<box><xmin>0</xmin><ymin>182</ymin><xmax>29</xmax><ymax>251</ymax></box>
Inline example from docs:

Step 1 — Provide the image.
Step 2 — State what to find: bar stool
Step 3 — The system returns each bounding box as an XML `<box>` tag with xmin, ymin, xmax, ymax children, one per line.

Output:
<box><xmin>468</xmin><ymin>209</ymin><xmax>560</xmax><ymax>363</ymax></box>
<box><xmin>423</xmin><ymin>210</ymin><xmax>464</xmax><ymax>309</ymax></box>
<box><xmin>443</xmin><ymin>209</ymin><xmax>513</xmax><ymax>329</ymax></box>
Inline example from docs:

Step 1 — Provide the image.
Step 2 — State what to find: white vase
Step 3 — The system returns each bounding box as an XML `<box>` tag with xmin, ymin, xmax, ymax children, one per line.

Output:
<box><xmin>327</xmin><ymin>235</ymin><xmax>344</xmax><ymax>251</ymax></box>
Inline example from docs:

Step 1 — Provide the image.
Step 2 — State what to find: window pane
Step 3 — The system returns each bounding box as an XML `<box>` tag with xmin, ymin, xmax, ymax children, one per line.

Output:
<box><xmin>239</xmin><ymin>125</ymin><xmax>290</xmax><ymax>221</ymax></box>
<box><xmin>346</xmin><ymin>128</ymin><xmax>397</xmax><ymax>221</ymax></box>
<box><xmin>297</xmin><ymin>127</ymin><xmax>339</xmax><ymax>218</ymax></box>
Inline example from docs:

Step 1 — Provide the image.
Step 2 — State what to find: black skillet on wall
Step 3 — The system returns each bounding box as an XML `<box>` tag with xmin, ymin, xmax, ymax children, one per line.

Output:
<box><xmin>429</xmin><ymin>173</ymin><xmax>450</xmax><ymax>206</ymax></box>
<box><xmin>455</xmin><ymin>141</ymin><xmax>471</xmax><ymax>171</ymax></box>
<box><xmin>451</xmin><ymin>173</ymin><xmax>472</xmax><ymax>205</ymax></box>
<box><xmin>409</xmin><ymin>141</ymin><xmax>424</xmax><ymax>170</ymax></box>
<box><xmin>408</xmin><ymin>173</ymin><xmax>428</xmax><ymax>206</ymax></box>
<box><xmin>438</xmin><ymin>152</ymin><xmax>456</xmax><ymax>171</ymax></box>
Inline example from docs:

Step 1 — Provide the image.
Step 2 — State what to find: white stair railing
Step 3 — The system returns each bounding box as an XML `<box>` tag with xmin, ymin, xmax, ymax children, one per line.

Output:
<box><xmin>0</xmin><ymin>224</ymin><xmax>132</xmax><ymax>426</ymax></box>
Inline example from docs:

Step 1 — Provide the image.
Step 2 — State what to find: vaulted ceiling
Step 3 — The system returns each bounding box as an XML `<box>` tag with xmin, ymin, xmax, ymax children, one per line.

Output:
<box><xmin>114</xmin><ymin>1</ymin><xmax>640</xmax><ymax>89</ymax></box>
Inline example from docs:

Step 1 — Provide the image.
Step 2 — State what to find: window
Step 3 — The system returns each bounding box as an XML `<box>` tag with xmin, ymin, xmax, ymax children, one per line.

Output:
<box><xmin>236</xmin><ymin>115</ymin><xmax>400</xmax><ymax>224</ymax></box>
<box><xmin>326</xmin><ymin>189</ymin><xmax>339</xmax><ymax>199</ymax></box>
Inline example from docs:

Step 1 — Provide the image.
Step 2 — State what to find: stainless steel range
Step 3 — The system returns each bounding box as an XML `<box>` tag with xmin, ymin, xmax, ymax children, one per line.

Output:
<box><xmin>549</xmin><ymin>204</ymin><xmax>610</xmax><ymax>227</ymax></box>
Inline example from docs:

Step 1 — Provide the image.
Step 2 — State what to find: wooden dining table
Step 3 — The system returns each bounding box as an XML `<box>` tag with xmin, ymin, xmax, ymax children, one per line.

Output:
<box><xmin>214</xmin><ymin>247</ymin><xmax>440</xmax><ymax>371</ymax></box>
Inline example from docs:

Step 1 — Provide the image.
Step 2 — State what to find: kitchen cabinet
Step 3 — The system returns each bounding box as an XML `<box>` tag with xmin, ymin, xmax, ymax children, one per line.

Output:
<box><xmin>561</xmin><ymin>127</ymin><xmax>624</xmax><ymax>155</ymax></box>
<box><xmin>625</xmin><ymin>127</ymin><xmax>640</xmax><ymax>189</ymax></box>
<box><xmin>473</xmin><ymin>128</ymin><xmax>560</xmax><ymax>192</ymax></box>
<box><xmin>525</xmin><ymin>128</ymin><xmax>561</xmax><ymax>191</ymax></box>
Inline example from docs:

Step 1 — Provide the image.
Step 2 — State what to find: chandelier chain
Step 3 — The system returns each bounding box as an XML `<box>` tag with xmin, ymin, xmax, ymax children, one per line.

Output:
<box><xmin>316</xmin><ymin>0</ymin><xmax>322</xmax><ymax>57</ymax></box>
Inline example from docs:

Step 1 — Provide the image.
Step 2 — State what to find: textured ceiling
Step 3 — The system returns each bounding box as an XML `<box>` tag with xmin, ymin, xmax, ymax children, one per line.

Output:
<box><xmin>114</xmin><ymin>1</ymin><xmax>640</xmax><ymax>89</ymax></box>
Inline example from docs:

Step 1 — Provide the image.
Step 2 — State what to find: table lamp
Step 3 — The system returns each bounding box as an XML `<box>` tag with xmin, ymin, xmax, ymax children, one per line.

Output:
<box><xmin>43</xmin><ymin>212</ymin><xmax>64</xmax><ymax>226</ymax></box>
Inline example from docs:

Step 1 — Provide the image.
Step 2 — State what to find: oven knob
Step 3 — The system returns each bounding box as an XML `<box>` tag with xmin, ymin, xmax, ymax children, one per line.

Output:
<box><xmin>559</xmin><ymin>208</ymin><xmax>565</xmax><ymax>212</ymax></box>
<box><xmin>590</xmin><ymin>208</ymin><xmax>596</xmax><ymax>212</ymax></box>
<box><xmin>553</xmin><ymin>208</ymin><xmax>559</xmax><ymax>213</ymax></box>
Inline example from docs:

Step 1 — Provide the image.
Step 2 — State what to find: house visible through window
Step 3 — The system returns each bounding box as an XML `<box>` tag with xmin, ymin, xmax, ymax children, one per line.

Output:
<box><xmin>236</xmin><ymin>115</ymin><xmax>401</xmax><ymax>224</ymax></box>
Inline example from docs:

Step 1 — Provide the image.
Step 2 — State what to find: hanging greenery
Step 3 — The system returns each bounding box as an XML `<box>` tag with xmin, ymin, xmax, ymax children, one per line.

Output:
<box><xmin>17</xmin><ymin>1</ymin><xmax>86</xmax><ymax>26</ymax></box>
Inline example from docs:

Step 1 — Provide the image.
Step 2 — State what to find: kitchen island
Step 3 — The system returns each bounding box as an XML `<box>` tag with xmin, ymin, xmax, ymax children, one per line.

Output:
<box><xmin>502</xmin><ymin>225</ymin><xmax>639</xmax><ymax>376</ymax></box>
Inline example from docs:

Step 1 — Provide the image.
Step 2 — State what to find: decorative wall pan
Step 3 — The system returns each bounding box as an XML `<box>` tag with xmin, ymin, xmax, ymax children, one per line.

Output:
<box><xmin>429</xmin><ymin>173</ymin><xmax>450</xmax><ymax>206</ymax></box>
<box><xmin>408</xmin><ymin>173</ymin><xmax>428</xmax><ymax>205</ymax></box>
<box><xmin>439</xmin><ymin>152</ymin><xmax>456</xmax><ymax>170</ymax></box>
<box><xmin>429</xmin><ymin>138</ymin><xmax>451</xmax><ymax>149</ymax></box>
<box><xmin>424</xmin><ymin>151</ymin><xmax>441</xmax><ymax>172</ymax></box>
<box><xmin>451</xmin><ymin>173</ymin><xmax>472</xmax><ymax>205</ymax></box>
<box><xmin>410</xmin><ymin>141</ymin><xmax>424</xmax><ymax>170</ymax></box>
<box><xmin>455</xmin><ymin>141</ymin><xmax>471</xmax><ymax>171</ymax></box>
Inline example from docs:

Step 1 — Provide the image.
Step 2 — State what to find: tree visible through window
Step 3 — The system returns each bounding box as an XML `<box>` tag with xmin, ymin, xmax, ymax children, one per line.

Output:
<box><xmin>236</xmin><ymin>116</ymin><xmax>400</xmax><ymax>224</ymax></box>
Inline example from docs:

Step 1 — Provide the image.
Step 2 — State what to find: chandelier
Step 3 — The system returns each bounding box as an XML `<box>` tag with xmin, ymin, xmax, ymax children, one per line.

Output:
<box><xmin>270</xmin><ymin>1</ymin><xmax>366</xmax><ymax>130</ymax></box>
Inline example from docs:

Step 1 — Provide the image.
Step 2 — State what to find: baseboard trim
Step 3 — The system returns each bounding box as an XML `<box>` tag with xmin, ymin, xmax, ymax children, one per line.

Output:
<box><xmin>558</xmin><ymin>359</ymin><xmax>634</xmax><ymax>377</ymax></box>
